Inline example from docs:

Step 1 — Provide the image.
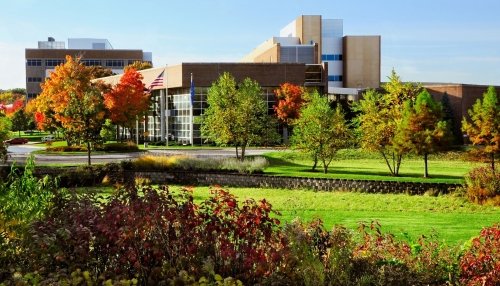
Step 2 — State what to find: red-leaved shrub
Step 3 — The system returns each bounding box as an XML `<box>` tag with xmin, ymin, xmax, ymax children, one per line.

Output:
<box><xmin>464</xmin><ymin>166</ymin><xmax>500</xmax><ymax>205</ymax></box>
<box><xmin>460</xmin><ymin>224</ymin><xmax>500</xmax><ymax>286</ymax></box>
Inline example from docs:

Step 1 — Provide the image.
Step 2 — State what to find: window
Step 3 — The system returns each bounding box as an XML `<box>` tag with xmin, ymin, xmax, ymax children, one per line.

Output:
<box><xmin>328</xmin><ymin>75</ymin><xmax>343</xmax><ymax>82</ymax></box>
<box><xmin>27</xmin><ymin>77</ymin><xmax>43</xmax><ymax>82</ymax></box>
<box><xmin>27</xmin><ymin>59</ymin><xmax>42</xmax><ymax>66</ymax></box>
<box><xmin>321</xmin><ymin>54</ymin><xmax>343</xmax><ymax>61</ymax></box>
<box><xmin>82</xmin><ymin>59</ymin><xmax>102</xmax><ymax>66</ymax></box>
<box><xmin>105</xmin><ymin>59</ymin><xmax>124</xmax><ymax>67</ymax></box>
<box><xmin>45</xmin><ymin>59</ymin><xmax>65</xmax><ymax>67</ymax></box>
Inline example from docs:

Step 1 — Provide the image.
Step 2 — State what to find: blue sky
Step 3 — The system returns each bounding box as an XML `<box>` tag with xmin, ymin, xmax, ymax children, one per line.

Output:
<box><xmin>1</xmin><ymin>0</ymin><xmax>500</xmax><ymax>89</ymax></box>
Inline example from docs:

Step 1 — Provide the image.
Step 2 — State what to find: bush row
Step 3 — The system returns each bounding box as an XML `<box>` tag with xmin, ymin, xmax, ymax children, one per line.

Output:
<box><xmin>45</xmin><ymin>142</ymin><xmax>140</xmax><ymax>153</ymax></box>
<box><xmin>131</xmin><ymin>154</ymin><xmax>268</xmax><ymax>174</ymax></box>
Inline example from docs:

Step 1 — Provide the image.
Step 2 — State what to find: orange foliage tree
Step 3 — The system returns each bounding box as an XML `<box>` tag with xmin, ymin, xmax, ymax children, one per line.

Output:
<box><xmin>27</xmin><ymin>55</ymin><xmax>108</xmax><ymax>165</ymax></box>
<box><xmin>104</xmin><ymin>68</ymin><xmax>149</xmax><ymax>138</ymax></box>
<box><xmin>273</xmin><ymin>83</ymin><xmax>305</xmax><ymax>143</ymax></box>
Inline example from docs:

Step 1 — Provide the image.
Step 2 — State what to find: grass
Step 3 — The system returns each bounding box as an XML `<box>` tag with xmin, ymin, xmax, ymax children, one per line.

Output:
<box><xmin>262</xmin><ymin>150</ymin><xmax>480</xmax><ymax>184</ymax></box>
<box><xmin>75</xmin><ymin>185</ymin><xmax>499</xmax><ymax>245</ymax></box>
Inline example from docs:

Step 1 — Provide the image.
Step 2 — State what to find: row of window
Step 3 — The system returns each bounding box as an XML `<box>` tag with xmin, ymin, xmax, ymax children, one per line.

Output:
<box><xmin>26</xmin><ymin>58</ymin><xmax>143</xmax><ymax>68</ymax></box>
<box><xmin>27</xmin><ymin>77</ymin><xmax>42</xmax><ymax>82</ymax></box>
<box><xmin>321</xmin><ymin>54</ymin><xmax>343</xmax><ymax>61</ymax></box>
<box><xmin>328</xmin><ymin>75</ymin><xmax>343</xmax><ymax>82</ymax></box>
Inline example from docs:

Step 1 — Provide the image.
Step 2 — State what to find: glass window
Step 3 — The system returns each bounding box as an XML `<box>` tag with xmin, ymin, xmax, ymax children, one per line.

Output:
<box><xmin>82</xmin><ymin>59</ymin><xmax>102</xmax><ymax>66</ymax></box>
<box><xmin>27</xmin><ymin>59</ymin><xmax>42</xmax><ymax>66</ymax></box>
<box><xmin>105</xmin><ymin>59</ymin><xmax>124</xmax><ymax>67</ymax></box>
<box><xmin>45</xmin><ymin>59</ymin><xmax>65</xmax><ymax>67</ymax></box>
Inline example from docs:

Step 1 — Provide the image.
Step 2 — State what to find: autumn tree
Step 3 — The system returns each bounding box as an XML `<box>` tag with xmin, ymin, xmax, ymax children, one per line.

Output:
<box><xmin>353</xmin><ymin>70</ymin><xmax>422</xmax><ymax>176</ymax></box>
<box><xmin>88</xmin><ymin>65</ymin><xmax>114</xmax><ymax>78</ymax></box>
<box><xmin>395</xmin><ymin>90</ymin><xmax>451</xmax><ymax>178</ymax></box>
<box><xmin>124</xmin><ymin>61</ymin><xmax>153</xmax><ymax>72</ymax></box>
<box><xmin>201</xmin><ymin>72</ymin><xmax>276</xmax><ymax>160</ymax></box>
<box><xmin>291</xmin><ymin>91</ymin><xmax>353</xmax><ymax>173</ymax></box>
<box><xmin>462</xmin><ymin>86</ymin><xmax>500</xmax><ymax>171</ymax></box>
<box><xmin>104</xmin><ymin>68</ymin><xmax>149</xmax><ymax>139</ymax></box>
<box><xmin>273</xmin><ymin>83</ymin><xmax>305</xmax><ymax>144</ymax></box>
<box><xmin>28</xmin><ymin>55</ymin><xmax>108</xmax><ymax>165</ymax></box>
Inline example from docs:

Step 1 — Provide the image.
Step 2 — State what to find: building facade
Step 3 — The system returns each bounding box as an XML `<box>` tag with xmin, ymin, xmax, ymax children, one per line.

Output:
<box><xmin>100</xmin><ymin>62</ymin><xmax>327</xmax><ymax>145</ymax></box>
<box><xmin>242</xmin><ymin>15</ymin><xmax>381</xmax><ymax>95</ymax></box>
<box><xmin>25</xmin><ymin>37</ymin><xmax>152</xmax><ymax>98</ymax></box>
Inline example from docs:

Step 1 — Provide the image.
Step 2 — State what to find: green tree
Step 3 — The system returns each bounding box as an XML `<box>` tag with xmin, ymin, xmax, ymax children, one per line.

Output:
<box><xmin>10</xmin><ymin>109</ymin><xmax>29</xmax><ymax>137</ymax></box>
<box><xmin>291</xmin><ymin>91</ymin><xmax>352</xmax><ymax>173</ymax></box>
<box><xmin>0</xmin><ymin>115</ymin><xmax>11</xmax><ymax>162</ymax></box>
<box><xmin>462</xmin><ymin>86</ymin><xmax>500</xmax><ymax>171</ymax></box>
<box><xmin>100</xmin><ymin>119</ymin><xmax>117</xmax><ymax>142</ymax></box>
<box><xmin>201</xmin><ymin>72</ymin><xmax>275</xmax><ymax>160</ymax></box>
<box><xmin>395</xmin><ymin>90</ymin><xmax>451</xmax><ymax>178</ymax></box>
<box><xmin>353</xmin><ymin>70</ymin><xmax>422</xmax><ymax>176</ymax></box>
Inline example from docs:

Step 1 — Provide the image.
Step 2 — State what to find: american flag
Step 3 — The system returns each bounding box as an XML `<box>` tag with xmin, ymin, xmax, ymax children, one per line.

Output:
<box><xmin>148</xmin><ymin>71</ymin><xmax>164</xmax><ymax>91</ymax></box>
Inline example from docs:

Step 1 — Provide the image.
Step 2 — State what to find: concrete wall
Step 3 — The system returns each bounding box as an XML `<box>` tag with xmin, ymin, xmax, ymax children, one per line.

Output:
<box><xmin>253</xmin><ymin>44</ymin><xmax>280</xmax><ymax>63</ymax></box>
<box><xmin>297</xmin><ymin>15</ymin><xmax>322</xmax><ymax>63</ymax></box>
<box><xmin>343</xmin><ymin>36</ymin><xmax>381</xmax><ymax>89</ymax></box>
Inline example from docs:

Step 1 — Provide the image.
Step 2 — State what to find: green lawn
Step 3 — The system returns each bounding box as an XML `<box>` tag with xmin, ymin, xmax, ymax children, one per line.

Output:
<box><xmin>262</xmin><ymin>150</ymin><xmax>480</xmax><ymax>184</ymax></box>
<box><xmin>77</xmin><ymin>185</ymin><xmax>499</xmax><ymax>245</ymax></box>
<box><xmin>178</xmin><ymin>186</ymin><xmax>499</xmax><ymax>245</ymax></box>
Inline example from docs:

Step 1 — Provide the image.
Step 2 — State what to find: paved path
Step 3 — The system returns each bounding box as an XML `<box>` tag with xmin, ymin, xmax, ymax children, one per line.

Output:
<box><xmin>5</xmin><ymin>144</ymin><xmax>278</xmax><ymax>165</ymax></box>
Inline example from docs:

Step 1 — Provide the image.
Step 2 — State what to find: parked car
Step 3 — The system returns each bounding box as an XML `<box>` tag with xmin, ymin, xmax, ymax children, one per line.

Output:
<box><xmin>41</xmin><ymin>135</ymin><xmax>54</xmax><ymax>142</ymax></box>
<box><xmin>4</xmin><ymin>137</ymin><xmax>29</xmax><ymax>145</ymax></box>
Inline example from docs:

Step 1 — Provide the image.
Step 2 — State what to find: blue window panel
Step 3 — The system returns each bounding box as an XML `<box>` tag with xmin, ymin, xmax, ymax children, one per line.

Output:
<box><xmin>321</xmin><ymin>54</ymin><xmax>343</xmax><ymax>61</ymax></box>
<box><xmin>328</xmin><ymin>75</ymin><xmax>343</xmax><ymax>82</ymax></box>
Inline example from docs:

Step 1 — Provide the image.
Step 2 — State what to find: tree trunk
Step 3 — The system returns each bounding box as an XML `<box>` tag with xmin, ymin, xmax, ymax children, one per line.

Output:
<box><xmin>423</xmin><ymin>153</ymin><xmax>428</xmax><ymax>178</ymax></box>
<box><xmin>491</xmin><ymin>153</ymin><xmax>495</xmax><ymax>173</ymax></box>
<box><xmin>241</xmin><ymin>145</ymin><xmax>246</xmax><ymax>161</ymax></box>
<box><xmin>235</xmin><ymin>146</ymin><xmax>240</xmax><ymax>160</ymax></box>
<box><xmin>312</xmin><ymin>154</ymin><xmax>318</xmax><ymax>171</ymax></box>
<box><xmin>381</xmin><ymin>151</ymin><xmax>395</xmax><ymax>176</ymax></box>
<box><xmin>282</xmin><ymin>126</ymin><xmax>289</xmax><ymax>145</ymax></box>
<box><xmin>87</xmin><ymin>141</ymin><xmax>92</xmax><ymax>166</ymax></box>
<box><xmin>322</xmin><ymin>159</ymin><xmax>328</xmax><ymax>174</ymax></box>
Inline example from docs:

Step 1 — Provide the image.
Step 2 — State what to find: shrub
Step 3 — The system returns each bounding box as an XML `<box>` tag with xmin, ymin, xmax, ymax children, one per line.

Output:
<box><xmin>131</xmin><ymin>155</ymin><xmax>268</xmax><ymax>174</ymax></box>
<box><xmin>57</xmin><ymin>163</ymin><xmax>125</xmax><ymax>187</ymax></box>
<box><xmin>20</xmin><ymin>185</ymin><xmax>285</xmax><ymax>284</ymax></box>
<box><xmin>460</xmin><ymin>224</ymin><xmax>500</xmax><ymax>286</ymax></box>
<box><xmin>99</xmin><ymin>142</ymin><xmax>139</xmax><ymax>152</ymax></box>
<box><xmin>46</xmin><ymin>145</ymin><xmax>88</xmax><ymax>152</ymax></box>
<box><xmin>464</xmin><ymin>166</ymin><xmax>500</xmax><ymax>205</ymax></box>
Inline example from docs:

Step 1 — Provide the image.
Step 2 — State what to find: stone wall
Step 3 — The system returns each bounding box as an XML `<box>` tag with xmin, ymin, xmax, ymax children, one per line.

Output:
<box><xmin>133</xmin><ymin>171</ymin><xmax>461</xmax><ymax>194</ymax></box>
<box><xmin>2</xmin><ymin>166</ymin><xmax>461</xmax><ymax>194</ymax></box>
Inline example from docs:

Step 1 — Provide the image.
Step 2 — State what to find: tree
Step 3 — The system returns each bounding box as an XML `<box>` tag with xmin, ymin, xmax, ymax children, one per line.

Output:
<box><xmin>201</xmin><ymin>72</ymin><xmax>275</xmax><ymax>160</ymax></box>
<box><xmin>10</xmin><ymin>109</ymin><xmax>29</xmax><ymax>136</ymax></box>
<box><xmin>353</xmin><ymin>70</ymin><xmax>422</xmax><ymax>176</ymax></box>
<box><xmin>28</xmin><ymin>55</ymin><xmax>108</xmax><ymax>165</ymax></box>
<box><xmin>88</xmin><ymin>65</ymin><xmax>114</xmax><ymax>78</ymax></box>
<box><xmin>124</xmin><ymin>61</ymin><xmax>152</xmax><ymax>72</ymax></box>
<box><xmin>395</xmin><ymin>90</ymin><xmax>451</xmax><ymax>178</ymax></box>
<box><xmin>104</xmin><ymin>68</ymin><xmax>149</xmax><ymax>138</ymax></box>
<box><xmin>273</xmin><ymin>83</ymin><xmax>305</xmax><ymax>144</ymax></box>
<box><xmin>0</xmin><ymin>115</ymin><xmax>11</xmax><ymax>162</ymax></box>
<box><xmin>291</xmin><ymin>91</ymin><xmax>352</xmax><ymax>173</ymax></box>
<box><xmin>100</xmin><ymin>119</ymin><xmax>117</xmax><ymax>142</ymax></box>
<box><xmin>462</xmin><ymin>86</ymin><xmax>500</xmax><ymax>171</ymax></box>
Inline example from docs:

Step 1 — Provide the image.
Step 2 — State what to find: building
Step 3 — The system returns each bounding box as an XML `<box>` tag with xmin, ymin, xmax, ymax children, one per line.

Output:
<box><xmin>25</xmin><ymin>37</ymin><xmax>152</xmax><ymax>98</ymax></box>
<box><xmin>242</xmin><ymin>15</ymin><xmax>381</xmax><ymax>99</ymax></box>
<box><xmin>424</xmin><ymin>83</ymin><xmax>500</xmax><ymax>142</ymax></box>
<box><xmin>100</xmin><ymin>62</ymin><xmax>327</xmax><ymax>144</ymax></box>
<box><xmin>96</xmin><ymin>15</ymin><xmax>381</xmax><ymax>145</ymax></box>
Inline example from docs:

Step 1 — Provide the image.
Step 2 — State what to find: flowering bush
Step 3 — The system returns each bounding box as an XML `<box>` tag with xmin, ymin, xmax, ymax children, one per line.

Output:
<box><xmin>464</xmin><ymin>166</ymin><xmax>500</xmax><ymax>205</ymax></box>
<box><xmin>460</xmin><ymin>225</ymin><xmax>500</xmax><ymax>286</ymax></box>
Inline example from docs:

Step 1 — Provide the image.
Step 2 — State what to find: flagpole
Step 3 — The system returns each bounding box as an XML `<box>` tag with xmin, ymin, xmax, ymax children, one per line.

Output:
<box><xmin>190</xmin><ymin>72</ymin><xmax>194</xmax><ymax>147</ymax></box>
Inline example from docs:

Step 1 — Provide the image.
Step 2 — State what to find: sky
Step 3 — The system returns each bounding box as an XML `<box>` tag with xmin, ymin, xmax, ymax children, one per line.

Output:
<box><xmin>1</xmin><ymin>0</ymin><xmax>500</xmax><ymax>89</ymax></box>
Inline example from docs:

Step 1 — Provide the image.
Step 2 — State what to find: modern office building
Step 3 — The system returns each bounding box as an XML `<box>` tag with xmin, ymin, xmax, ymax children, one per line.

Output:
<box><xmin>25</xmin><ymin>37</ymin><xmax>152</xmax><ymax>98</ymax></box>
<box><xmin>242</xmin><ymin>15</ymin><xmax>381</xmax><ymax>98</ymax></box>
<box><xmin>99</xmin><ymin>62</ymin><xmax>327</xmax><ymax>144</ymax></box>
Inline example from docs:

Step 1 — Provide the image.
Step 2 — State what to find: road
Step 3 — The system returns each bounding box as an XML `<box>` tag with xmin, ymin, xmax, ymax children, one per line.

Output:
<box><xmin>5</xmin><ymin>143</ymin><xmax>277</xmax><ymax>165</ymax></box>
